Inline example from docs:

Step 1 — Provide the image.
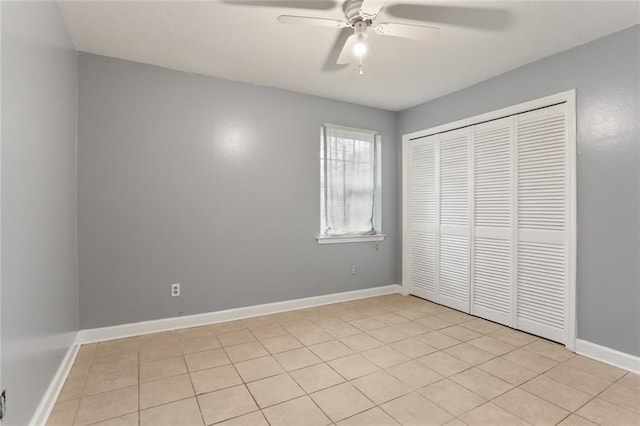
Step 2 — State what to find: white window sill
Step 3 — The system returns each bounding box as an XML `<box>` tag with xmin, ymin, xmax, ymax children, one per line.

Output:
<box><xmin>316</xmin><ymin>234</ymin><xmax>386</xmax><ymax>245</ymax></box>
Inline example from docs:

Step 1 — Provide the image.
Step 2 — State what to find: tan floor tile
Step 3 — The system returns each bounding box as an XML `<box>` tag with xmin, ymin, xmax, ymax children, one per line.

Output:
<box><xmin>251</xmin><ymin>323</ymin><xmax>289</xmax><ymax>340</ymax></box>
<box><xmin>217</xmin><ymin>329</ymin><xmax>256</xmax><ymax>347</ymax></box>
<box><xmin>75</xmin><ymin>344</ymin><xmax>97</xmax><ymax>363</ymax></box>
<box><xmin>57</xmin><ymin>373</ymin><xmax>86</xmax><ymax>403</ymax></box>
<box><xmin>562</xmin><ymin>355</ymin><xmax>627</xmax><ymax>381</ymax></box>
<box><xmin>140</xmin><ymin>356</ymin><xmax>187</xmax><ymax>383</ymax></box>
<box><xmin>459</xmin><ymin>318</ymin><xmax>504</xmax><ymax>335</ymax></box>
<box><xmin>290</xmin><ymin>327</ymin><xmax>334</xmax><ymax>346</ymax></box>
<box><xmin>215</xmin><ymin>411</ymin><xmax>268</xmax><ymax>426</ymax></box>
<box><xmin>368</xmin><ymin>326</ymin><xmax>409</xmax><ymax>344</ymax></box>
<box><xmin>67</xmin><ymin>359</ymin><xmax>91</xmax><ymax>378</ymax></box>
<box><xmin>362</xmin><ymin>345</ymin><xmax>410</xmax><ymax>368</ymax></box>
<box><xmin>467</xmin><ymin>335</ymin><xmax>516</xmax><ymax>356</ymax></box>
<box><xmin>328</xmin><ymin>354</ymin><xmax>379</xmax><ymax>380</ymax></box>
<box><xmin>96</xmin><ymin>338</ymin><xmax>139</xmax><ymax>355</ymax></box>
<box><xmin>557</xmin><ymin>414</ymin><xmax>598</xmax><ymax>426</ymax></box>
<box><xmin>440</xmin><ymin>325</ymin><xmax>482</xmax><ymax>342</ymax></box>
<box><xmin>247</xmin><ymin>373</ymin><xmax>305</xmax><ymax>408</ymax></box>
<box><xmin>450</xmin><ymin>367</ymin><xmax>513</xmax><ymax>399</ymax></box>
<box><xmin>545</xmin><ymin>364</ymin><xmax>613</xmax><ymax>395</ymax></box>
<box><xmin>381</xmin><ymin>392</ymin><xmax>453</xmax><ymax>426</ymax></box>
<box><xmin>140</xmin><ymin>331</ymin><xmax>179</xmax><ymax>347</ymax></box>
<box><xmin>274</xmin><ymin>347</ymin><xmax>322</xmax><ymax>371</ymax></box>
<box><xmin>491</xmin><ymin>328</ymin><xmax>539</xmax><ymax>347</ymax></box>
<box><xmin>198</xmin><ymin>385</ymin><xmax>258</xmax><ymax>425</ymax></box>
<box><xmin>185</xmin><ymin>348</ymin><xmax>230</xmax><ymax>372</ymax></box>
<box><xmin>139</xmin><ymin>373</ymin><xmax>194</xmax><ymax>409</ymax></box>
<box><xmin>91</xmin><ymin>350</ymin><xmax>138</xmax><ymax>372</ymax></box>
<box><xmin>140</xmin><ymin>397</ymin><xmax>203</xmax><ymax>426</ymax></box>
<box><xmin>437</xmin><ymin>311</ymin><xmax>474</xmax><ymax>324</ymax></box>
<box><xmin>263</xmin><ymin>396</ymin><xmax>331</xmax><ymax>426</ymax></box>
<box><xmin>178</xmin><ymin>325</ymin><xmax>217</xmax><ymax>339</ymax></box>
<box><xmin>373</xmin><ymin>313</ymin><xmax>409</xmax><ymax>326</ymax></box>
<box><xmin>352</xmin><ymin>371</ymin><xmax>410</xmax><ymax>404</ymax></box>
<box><xmin>415</xmin><ymin>316</ymin><xmax>454</xmax><ymax>330</ymax></box>
<box><xmin>335</xmin><ymin>309</ymin><xmax>366</xmax><ymax>322</ymax></box>
<box><xmin>599</xmin><ymin>382</ymin><xmax>640</xmax><ymax>414</ymax></box>
<box><xmin>478</xmin><ymin>357</ymin><xmax>538</xmax><ymax>385</ymax></box>
<box><xmin>523</xmin><ymin>340</ymin><xmax>575</xmax><ymax>363</ymax></box>
<box><xmin>181</xmin><ymin>335</ymin><xmax>221</xmax><ymax>354</ymax></box>
<box><xmin>618</xmin><ymin>372</ymin><xmax>640</xmax><ymax>391</ymax></box>
<box><xmin>392</xmin><ymin>321</ymin><xmax>431</xmax><ymax>336</ymax></box>
<box><xmin>417</xmin><ymin>351</ymin><xmax>471</xmax><ymax>377</ymax></box>
<box><xmin>47</xmin><ymin>399</ymin><xmax>79</xmax><ymax>426</ymax></box>
<box><xmin>386</xmin><ymin>360</ymin><xmax>443</xmax><ymax>389</ymax></box>
<box><xmin>311</xmin><ymin>383</ymin><xmax>375</xmax><ymax>422</ymax></box>
<box><xmin>139</xmin><ymin>343</ymin><xmax>182</xmax><ymax>363</ymax></box>
<box><xmin>419</xmin><ymin>378</ymin><xmax>486</xmax><ymax>417</ymax></box>
<box><xmin>260</xmin><ymin>334</ymin><xmax>303</xmax><ymax>354</ymax></box>
<box><xmin>309</xmin><ymin>340</ymin><xmax>354</xmax><ymax>361</ymax></box>
<box><xmin>290</xmin><ymin>363</ymin><xmax>345</xmax><ymax>393</ymax></box>
<box><xmin>502</xmin><ymin>347</ymin><xmax>558</xmax><ymax>374</ymax></box>
<box><xmin>577</xmin><ymin>398</ymin><xmax>640</xmax><ymax>426</ymax></box>
<box><xmin>323</xmin><ymin>321</ymin><xmax>361</xmax><ymax>338</ymax></box>
<box><xmin>91</xmin><ymin>412</ymin><xmax>138</xmax><ymax>426</ymax></box>
<box><xmin>445</xmin><ymin>343</ymin><xmax>494</xmax><ymax>365</ymax></box>
<box><xmin>391</xmin><ymin>338</ymin><xmax>436</xmax><ymax>358</ymax></box>
<box><xmin>395</xmin><ymin>307</ymin><xmax>428</xmax><ymax>320</ymax></box>
<box><xmin>521</xmin><ymin>375</ymin><xmax>593</xmax><ymax>412</ymax></box>
<box><xmin>337</xmin><ymin>407</ymin><xmax>399</xmax><ymax>426</ymax></box>
<box><xmin>234</xmin><ymin>355</ymin><xmax>285</xmax><ymax>382</ymax></box>
<box><xmin>74</xmin><ymin>385</ymin><xmax>137</xmax><ymax>426</ymax></box>
<box><xmin>82</xmin><ymin>365</ymin><xmax>138</xmax><ymax>396</ymax></box>
<box><xmin>225</xmin><ymin>341</ymin><xmax>269</xmax><ymax>362</ymax></box>
<box><xmin>191</xmin><ymin>364</ymin><xmax>242</xmax><ymax>395</ymax></box>
<box><xmin>350</xmin><ymin>317</ymin><xmax>386</xmax><ymax>332</ymax></box>
<box><xmin>494</xmin><ymin>388</ymin><xmax>569</xmax><ymax>425</ymax></box>
<box><xmin>417</xmin><ymin>331</ymin><xmax>461</xmax><ymax>349</ymax></box>
<box><xmin>460</xmin><ymin>402</ymin><xmax>529</xmax><ymax>426</ymax></box>
<box><xmin>340</xmin><ymin>333</ymin><xmax>383</xmax><ymax>352</ymax></box>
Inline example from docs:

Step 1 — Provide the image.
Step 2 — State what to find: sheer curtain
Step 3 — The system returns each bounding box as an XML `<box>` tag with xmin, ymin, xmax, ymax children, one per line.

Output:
<box><xmin>322</xmin><ymin>124</ymin><xmax>377</xmax><ymax>236</ymax></box>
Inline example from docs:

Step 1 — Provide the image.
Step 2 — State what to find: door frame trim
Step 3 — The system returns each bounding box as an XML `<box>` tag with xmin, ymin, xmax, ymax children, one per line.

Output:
<box><xmin>402</xmin><ymin>90</ymin><xmax>577</xmax><ymax>351</ymax></box>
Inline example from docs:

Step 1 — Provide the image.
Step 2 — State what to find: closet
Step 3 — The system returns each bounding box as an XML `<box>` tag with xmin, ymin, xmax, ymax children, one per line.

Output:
<box><xmin>403</xmin><ymin>94</ymin><xmax>575</xmax><ymax>347</ymax></box>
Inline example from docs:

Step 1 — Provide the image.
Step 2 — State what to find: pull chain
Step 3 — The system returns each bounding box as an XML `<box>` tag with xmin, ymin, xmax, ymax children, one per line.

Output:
<box><xmin>359</xmin><ymin>56</ymin><xmax>363</xmax><ymax>76</ymax></box>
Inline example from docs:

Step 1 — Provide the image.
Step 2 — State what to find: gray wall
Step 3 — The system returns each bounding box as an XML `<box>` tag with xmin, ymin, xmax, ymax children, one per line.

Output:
<box><xmin>1</xmin><ymin>1</ymin><xmax>79</xmax><ymax>425</ymax></box>
<box><xmin>78</xmin><ymin>53</ymin><xmax>398</xmax><ymax>329</ymax></box>
<box><xmin>398</xmin><ymin>25</ymin><xmax>640</xmax><ymax>356</ymax></box>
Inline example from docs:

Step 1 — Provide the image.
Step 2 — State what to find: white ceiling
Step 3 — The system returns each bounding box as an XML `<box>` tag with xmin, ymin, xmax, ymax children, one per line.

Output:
<box><xmin>58</xmin><ymin>0</ymin><xmax>640</xmax><ymax>111</ymax></box>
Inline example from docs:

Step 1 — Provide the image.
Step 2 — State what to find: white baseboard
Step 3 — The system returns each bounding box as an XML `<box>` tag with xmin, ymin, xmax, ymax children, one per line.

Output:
<box><xmin>77</xmin><ymin>284</ymin><xmax>401</xmax><ymax>344</ymax></box>
<box><xmin>29</xmin><ymin>337</ymin><xmax>80</xmax><ymax>426</ymax></box>
<box><xmin>575</xmin><ymin>338</ymin><xmax>640</xmax><ymax>374</ymax></box>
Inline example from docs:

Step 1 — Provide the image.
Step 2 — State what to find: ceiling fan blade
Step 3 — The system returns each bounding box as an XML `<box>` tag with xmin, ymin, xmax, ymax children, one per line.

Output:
<box><xmin>375</xmin><ymin>22</ymin><xmax>439</xmax><ymax>42</ymax></box>
<box><xmin>323</xmin><ymin>27</ymin><xmax>353</xmax><ymax>71</ymax></box>
<box><xmin>278</xmin><ymin>15</ymin><xmax>350</xmax><ymax>28</ymax></box>
<box><xmin>337</xmin><ymin>34</ymin><xmax>356</xmax><ymax>64</ymax></box>
<box><xmin>385</xmin><ymin>4</ymin><xmax>512</xmax><ymax>31</ymax></box>
<box><xmin>222</xmin><ymin>1</ymin><xmax>338</xmax><ymax>11</ymax></box>
<box><xmin>359</xmin><ymin>0</ymin><xmax>385</xmax><ymax>20</ymax></box>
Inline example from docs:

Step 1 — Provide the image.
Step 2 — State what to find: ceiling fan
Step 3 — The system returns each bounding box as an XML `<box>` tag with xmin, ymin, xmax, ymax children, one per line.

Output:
<box><xmin>277</xmin><ymin>0</ymin><xmax>440</xmax><ymax>74</ymax></box>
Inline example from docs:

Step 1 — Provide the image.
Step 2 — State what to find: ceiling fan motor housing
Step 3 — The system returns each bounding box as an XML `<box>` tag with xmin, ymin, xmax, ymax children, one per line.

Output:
<box><xmin>343</xmin><ymin>0</ymin><xmax>368</xmax><ymax>24</ymax></box>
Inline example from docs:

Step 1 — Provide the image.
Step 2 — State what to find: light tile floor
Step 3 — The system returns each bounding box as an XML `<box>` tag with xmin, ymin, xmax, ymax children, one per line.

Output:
<box><xmin>47</xmin><ymin>294</ymin><xmax>640</xmax><ymax>426</ymax></box>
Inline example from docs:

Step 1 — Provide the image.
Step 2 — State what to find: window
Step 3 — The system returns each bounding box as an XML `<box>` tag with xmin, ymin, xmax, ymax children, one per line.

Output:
<box><xmin>318</xmin><ymin>123</ymin><xmax>384</xmax><ymax>244</ymax></box>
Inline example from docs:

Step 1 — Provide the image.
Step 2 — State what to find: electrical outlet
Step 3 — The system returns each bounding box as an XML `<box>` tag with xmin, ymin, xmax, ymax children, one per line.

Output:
<box><xmin>171</xmin><ymin>283</ymin><xmax>180</xmax><ymax>297</ymax></box>
<box><xmin>351</xmin><ymin>265</ymin><xmax>357</xmax><ymax>275</ymax></box>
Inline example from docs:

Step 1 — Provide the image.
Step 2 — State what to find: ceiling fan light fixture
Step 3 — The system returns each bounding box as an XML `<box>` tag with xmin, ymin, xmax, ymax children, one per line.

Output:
<box><xmin>353</xmin><ymin>33</ymin><xmax>367</xmax><ymax>57</ymax></box>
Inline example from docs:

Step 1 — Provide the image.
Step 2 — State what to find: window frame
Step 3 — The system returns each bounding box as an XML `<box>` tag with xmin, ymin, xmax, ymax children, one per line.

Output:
<box><xmin>317</xmin><ymin>123</ymin><xmax>385</xmax><ymax>245</ymax></box>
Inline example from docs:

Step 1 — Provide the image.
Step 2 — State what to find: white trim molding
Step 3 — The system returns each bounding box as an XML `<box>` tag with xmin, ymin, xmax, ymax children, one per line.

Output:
<box><xmin>575</xmin><ymin>339</ymin><xmax>640</xmax><ymax>375</ymax></box>
<box><xmin>29</xmin><ymin>339</ymin><xmax>80</xmax><ymax>426</ymax></box>
<box><xmin>317</xmin><ymin>234</ymin><xmax>386</xmax><ymax>244</ymax></box>
<box><xmin>77</xmin><ymin>284</ymin><xmax>401</xmax><ymax>344</ymax></box>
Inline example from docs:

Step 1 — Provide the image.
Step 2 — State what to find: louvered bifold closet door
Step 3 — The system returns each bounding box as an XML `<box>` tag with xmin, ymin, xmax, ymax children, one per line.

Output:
<box><xmin>516</xmin><ymin>104</ymin><xmax>569</xmax><ymax>343</ymax></box>
<box><xmin>408</xmin><ymin>136</ymin><xmax>438</xmax><ymax>300</ymax></box>
<box><xmin>438</xmin><ymin>128</ymin><xmax>471</xmax><ymax>312</ymax></box>
<box><xmin>472</xmin><ymin>117</ymin><xmax>514</xmax><ymax>326</ymax></box>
